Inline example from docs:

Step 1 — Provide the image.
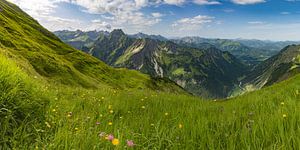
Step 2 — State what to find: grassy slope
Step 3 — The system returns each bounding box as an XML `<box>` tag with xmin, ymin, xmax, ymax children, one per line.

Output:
<box><xmin>8</xmin><ymin>62</ymin><xmax>298</xmax><ymax>149</ymax></box>
<box><xmin>1</xmin><ymin>54</ymin><xmax>299</xmax><ymax>149</ymax></box>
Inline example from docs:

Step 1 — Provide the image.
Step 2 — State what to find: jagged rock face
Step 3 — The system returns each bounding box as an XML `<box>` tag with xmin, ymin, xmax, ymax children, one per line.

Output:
<box><xmin>243</xmin><ymin>45</ymin><xmax>300</xmax><ymax>89</ymax></box>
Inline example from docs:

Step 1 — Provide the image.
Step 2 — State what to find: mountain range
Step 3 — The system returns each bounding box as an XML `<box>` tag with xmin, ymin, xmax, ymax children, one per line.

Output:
<box><xmin>54</xmin><ymin>29</ymin><xmax>300</xmax><ymax>98</ymax></box>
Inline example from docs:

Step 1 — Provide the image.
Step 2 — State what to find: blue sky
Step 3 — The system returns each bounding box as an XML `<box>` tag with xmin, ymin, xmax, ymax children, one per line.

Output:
<box><xmin>8</xmin><ymin>0</ymin><xmax>300</xmax><ymax>40</ymax></box>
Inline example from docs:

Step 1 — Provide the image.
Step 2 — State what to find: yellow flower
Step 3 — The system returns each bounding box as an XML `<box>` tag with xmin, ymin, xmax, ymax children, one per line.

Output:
<box><xmin>179</xmin><ymin>124</ymin><xmax>183</xmax><ymax>129</ymax></box>
<box><xmin>101</xmin><ymin>97</ymin><xmax>105</xmax><ymax>100</ymax></box>
<box><xmin>281</xmin><ymin>102</ymin><xmax>285</xmax><ymax>105</ymax></box>
<box><xmin>112</xmin><ymin>139</ymin><xmax>120</xmax><ymax>146</ymax></box>
<box><xmin>108</xmin><ymin>105</ymin><xmax>112</xmax><ymax>109</ymax></box>
<box><xmin>165</xmin><ymin>113</ymin><xmax>169</xmax><ymax>116</ymax></box>
<box><xmin>100</xmin><ymin>114</ymin><xmax>103</xmax><ymax>117</ymax></box>
<box><xmin>141</xmin><ymin>106</ymin><xmax>146</xmax><ymax>109</ymax></box>
<box><xmin>109</xmin><ymin>110</ymin><xmax>114</xmax><ymax>114</ymax></box>
<box><xmin>52</xmin><ymin>109</ymin><xmax>56</xmax><ymax>112</ymax></box>
<box><xmin>75</xmin><ymin>127</ymin><xmax>79</xmax><ymax>131</ymax></box>
<box><xmin>141</xmin><ymin>98</ymin><xmax>144</xmax><ymax>101</ymax></box>
<box><xmin>283</xmin><ymin>114</ymin><xmax>287</xmax><ymax>118</ymax></box>
<box><xmin>108</xmin><ymin>122</ymin><xmax>113</xmax><ymax>126</ymax></box>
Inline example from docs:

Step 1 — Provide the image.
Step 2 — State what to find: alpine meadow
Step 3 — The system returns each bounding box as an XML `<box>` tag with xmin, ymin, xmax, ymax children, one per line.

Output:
<box><xmin>0</xmin><ymin>0</ymin><xmax>300</xmax><ymax>149</ymax></box>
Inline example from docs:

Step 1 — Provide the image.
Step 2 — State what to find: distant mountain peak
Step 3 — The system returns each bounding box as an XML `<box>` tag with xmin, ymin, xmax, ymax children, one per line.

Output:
<box><xmin>110</xmin><ymin>29</ymin><xmax>125</xmax><ymax>36</ymax></box>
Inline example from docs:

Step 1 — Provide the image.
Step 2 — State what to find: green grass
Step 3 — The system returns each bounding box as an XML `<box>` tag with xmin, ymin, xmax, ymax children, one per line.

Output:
<box><xmin>2</xmin><ymin>54</ymin><xmax>299</xmax><ymax>149</ymax></box>
<box><xmin>172</xmin><ymin>68</ymin><xmax>186</xmax><ymax>76</ymax></box>
<box><xmin>0</xmin><ymin>55</ymin><xmax>48</xmax><ymax>148</ymax></box>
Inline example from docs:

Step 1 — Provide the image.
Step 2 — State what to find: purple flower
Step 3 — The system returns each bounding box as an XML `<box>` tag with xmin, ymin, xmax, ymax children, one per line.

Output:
<box><xmin>107</xmin><ymin>134</ymin><xmax>114</xmax><ymax>141</ymax></box>
<box><xmin>127</xmin><ymin>140</ymin><xmax>134</xmax><ymax>147</ymax></box>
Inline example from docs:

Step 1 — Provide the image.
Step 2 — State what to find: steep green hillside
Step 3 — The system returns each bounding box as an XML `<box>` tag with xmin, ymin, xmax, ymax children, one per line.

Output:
<box><xmin>243</xmin><ymin>44</ymin><xmax>300</xmax><ymax>89</ymax></box>
<box><xmin>73</xmin><ymin>30</ymin><xmax>248</xmax><ymax>98</ymax></box>
<box><xmin>0</xmin><ymin>0</ymin><xmax>184</xmax><ymax>93</ymax></box>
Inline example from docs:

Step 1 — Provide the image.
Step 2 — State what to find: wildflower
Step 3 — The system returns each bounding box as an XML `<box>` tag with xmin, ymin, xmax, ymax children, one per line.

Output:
<box><xmin>127</xmin><ymin>140</ymin><xmax>134</xmax><ymax>147</ymax></box>
<box><xmin>87</xmin><ymin>116</ymin><xmax>91</xmax><ymax>119</ymax></box>
<box><xmin>96</xmin><ymin>122</ymin><xmax>101</xmax><ymax>125</ymax></box>
<box><xmin>98</xmin><ymin>132</ymin><xmax>106</xmax><ymax>137</ymax></box>
<box><xmin>141</xmin><ymin>106</ymin><xmax>146</xmax><ymax>109</ymax></box>
<box><xmin>119</xmin><ymin>116</ymin><xmax>123</xmax><ymax>119</ymax></box>
<box><xmin>165</xmin><ymin>113</ymin><xmax>169</xmax><ymax>116</ymax></box>
<box><xmin>213</xmin><ymin>99</ymin><xmax>217</xmax><ymax>102</ymax></box>
<box><xmin>75</xmin><ymin>127</ymin><xmax>79</xmax><ymax>131</ymax></box>
<box><xmin>100</xmin><ymin>114</ymin><xmax>103</xmax><ymax>117</ymax></box>
<box><xmin>112</xmin><ymin>139</ymin><xmax>120</xmax><ymax>146</ymax></box>
<box><xmin>283</xmin><ymin>114</ymin><xmax>287</xmax><ymax>118</ymax></box>
<box><xmin>67</xmin><ymin>112</ymin><xmax>72</xmax><ymax>117</ymax></box>
<box><xmin>141</xmin><ymin>98</ymin><xmax>144</xmax><ymax>101</ymax></box>
<box><xmin>52</xmin><ymin>109</ymin><xmax>56</xmax><ymax>112</ymax></box>
<box><xmin>108</xmin><ymin>105</ymin><xmax>112</xmax><ymax>109</ymax></box>
<box><xmin>108</xmin><ymin>122</ymin><xmax>113</xmax><ymax>126</ymax></box>
<box><xmin>101</xmin><ymin>97</ymin><xmax>105</xmax><ymax>100</ymax></box>
<box><xmin>45</xmin><ymin>122</ymin><xmax>51</xmax><ymax>128</ymax></box>
<box><xmin>109</xmin><ymin>110</ymin><xmax>114</xmax><ymax>114</ymax></box>
<box><xmin>281</xmin><ymin>102</ymin><xmax>285</xmax><ymax>105</ymax></box>
<box><xmin>179</xmin><ymin>124</ymin><xmax>183</xmax><ymax>129</ymax></box>
<box><xmin>107</xmin><ymin>134</ymin><xmax>114</xmax><ymax>141</ymax></box>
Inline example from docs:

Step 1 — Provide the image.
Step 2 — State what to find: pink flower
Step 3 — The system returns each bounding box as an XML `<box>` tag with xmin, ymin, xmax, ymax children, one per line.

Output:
<box><xmin>107</xmin><ymin>134</ymin><xmax>114</xmax><ymax>141</ymax></box>
<box><xmin>96</xmin><ymin>122</ymin><xmax>100</xmax><ymax>125</ymax></box>
<box><xmin>127</xmin><ymin>140</ymin><xmax>134</xmax><ymax>147</ymax></box>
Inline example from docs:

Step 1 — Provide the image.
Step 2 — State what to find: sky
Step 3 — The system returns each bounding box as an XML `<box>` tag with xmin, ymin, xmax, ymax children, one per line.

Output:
<box><xmin>7</xmin><ymin>0</ymin><xmax>300</xmax><ymax>41</ymax></box>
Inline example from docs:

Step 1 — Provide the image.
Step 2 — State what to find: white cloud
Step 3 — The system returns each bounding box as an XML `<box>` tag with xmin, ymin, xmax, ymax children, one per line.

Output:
<box><xmin>231</xmin><ymin>0</ymin><xmax>265</xmax><ymax>5</ymax></box>
<box><xmin>248</xmin><ymin>21</ymin><xmax>266</xmax><ymax>25</ymax></box>
<box><xmin>8</xmin><ymin>0</ymin><xmax>66</xmax><ymax>17</ymax></box>
<box><xmin>281</xmin><ymin>12</ymin><xmax>291</xmax><ymax>15</ymax></box>
<box><xmin>172</xmin><ymin>15</ymin><xmax>214</xmax><ymax>31</ymax></box>
<box><xmin>151</xmin><ymin>12</ymin><xmax>163</xmax><ymax>18</ymax></box>
<box><xmin>193</xmin><ymin>0</ymin><xmax>221</xmax><ymax>5</ymax></box>
<box><xmin>164</xmin><ymin>0</ymin><xmax>186</xmax><ymax>5</ymax></box>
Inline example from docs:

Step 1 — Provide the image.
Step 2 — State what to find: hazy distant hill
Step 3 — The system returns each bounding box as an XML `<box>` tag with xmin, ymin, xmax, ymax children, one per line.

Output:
<box><xmin>172</xmin><ymin>37</ymin><xmax>299</xmax><ymax>65</ymax></box>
